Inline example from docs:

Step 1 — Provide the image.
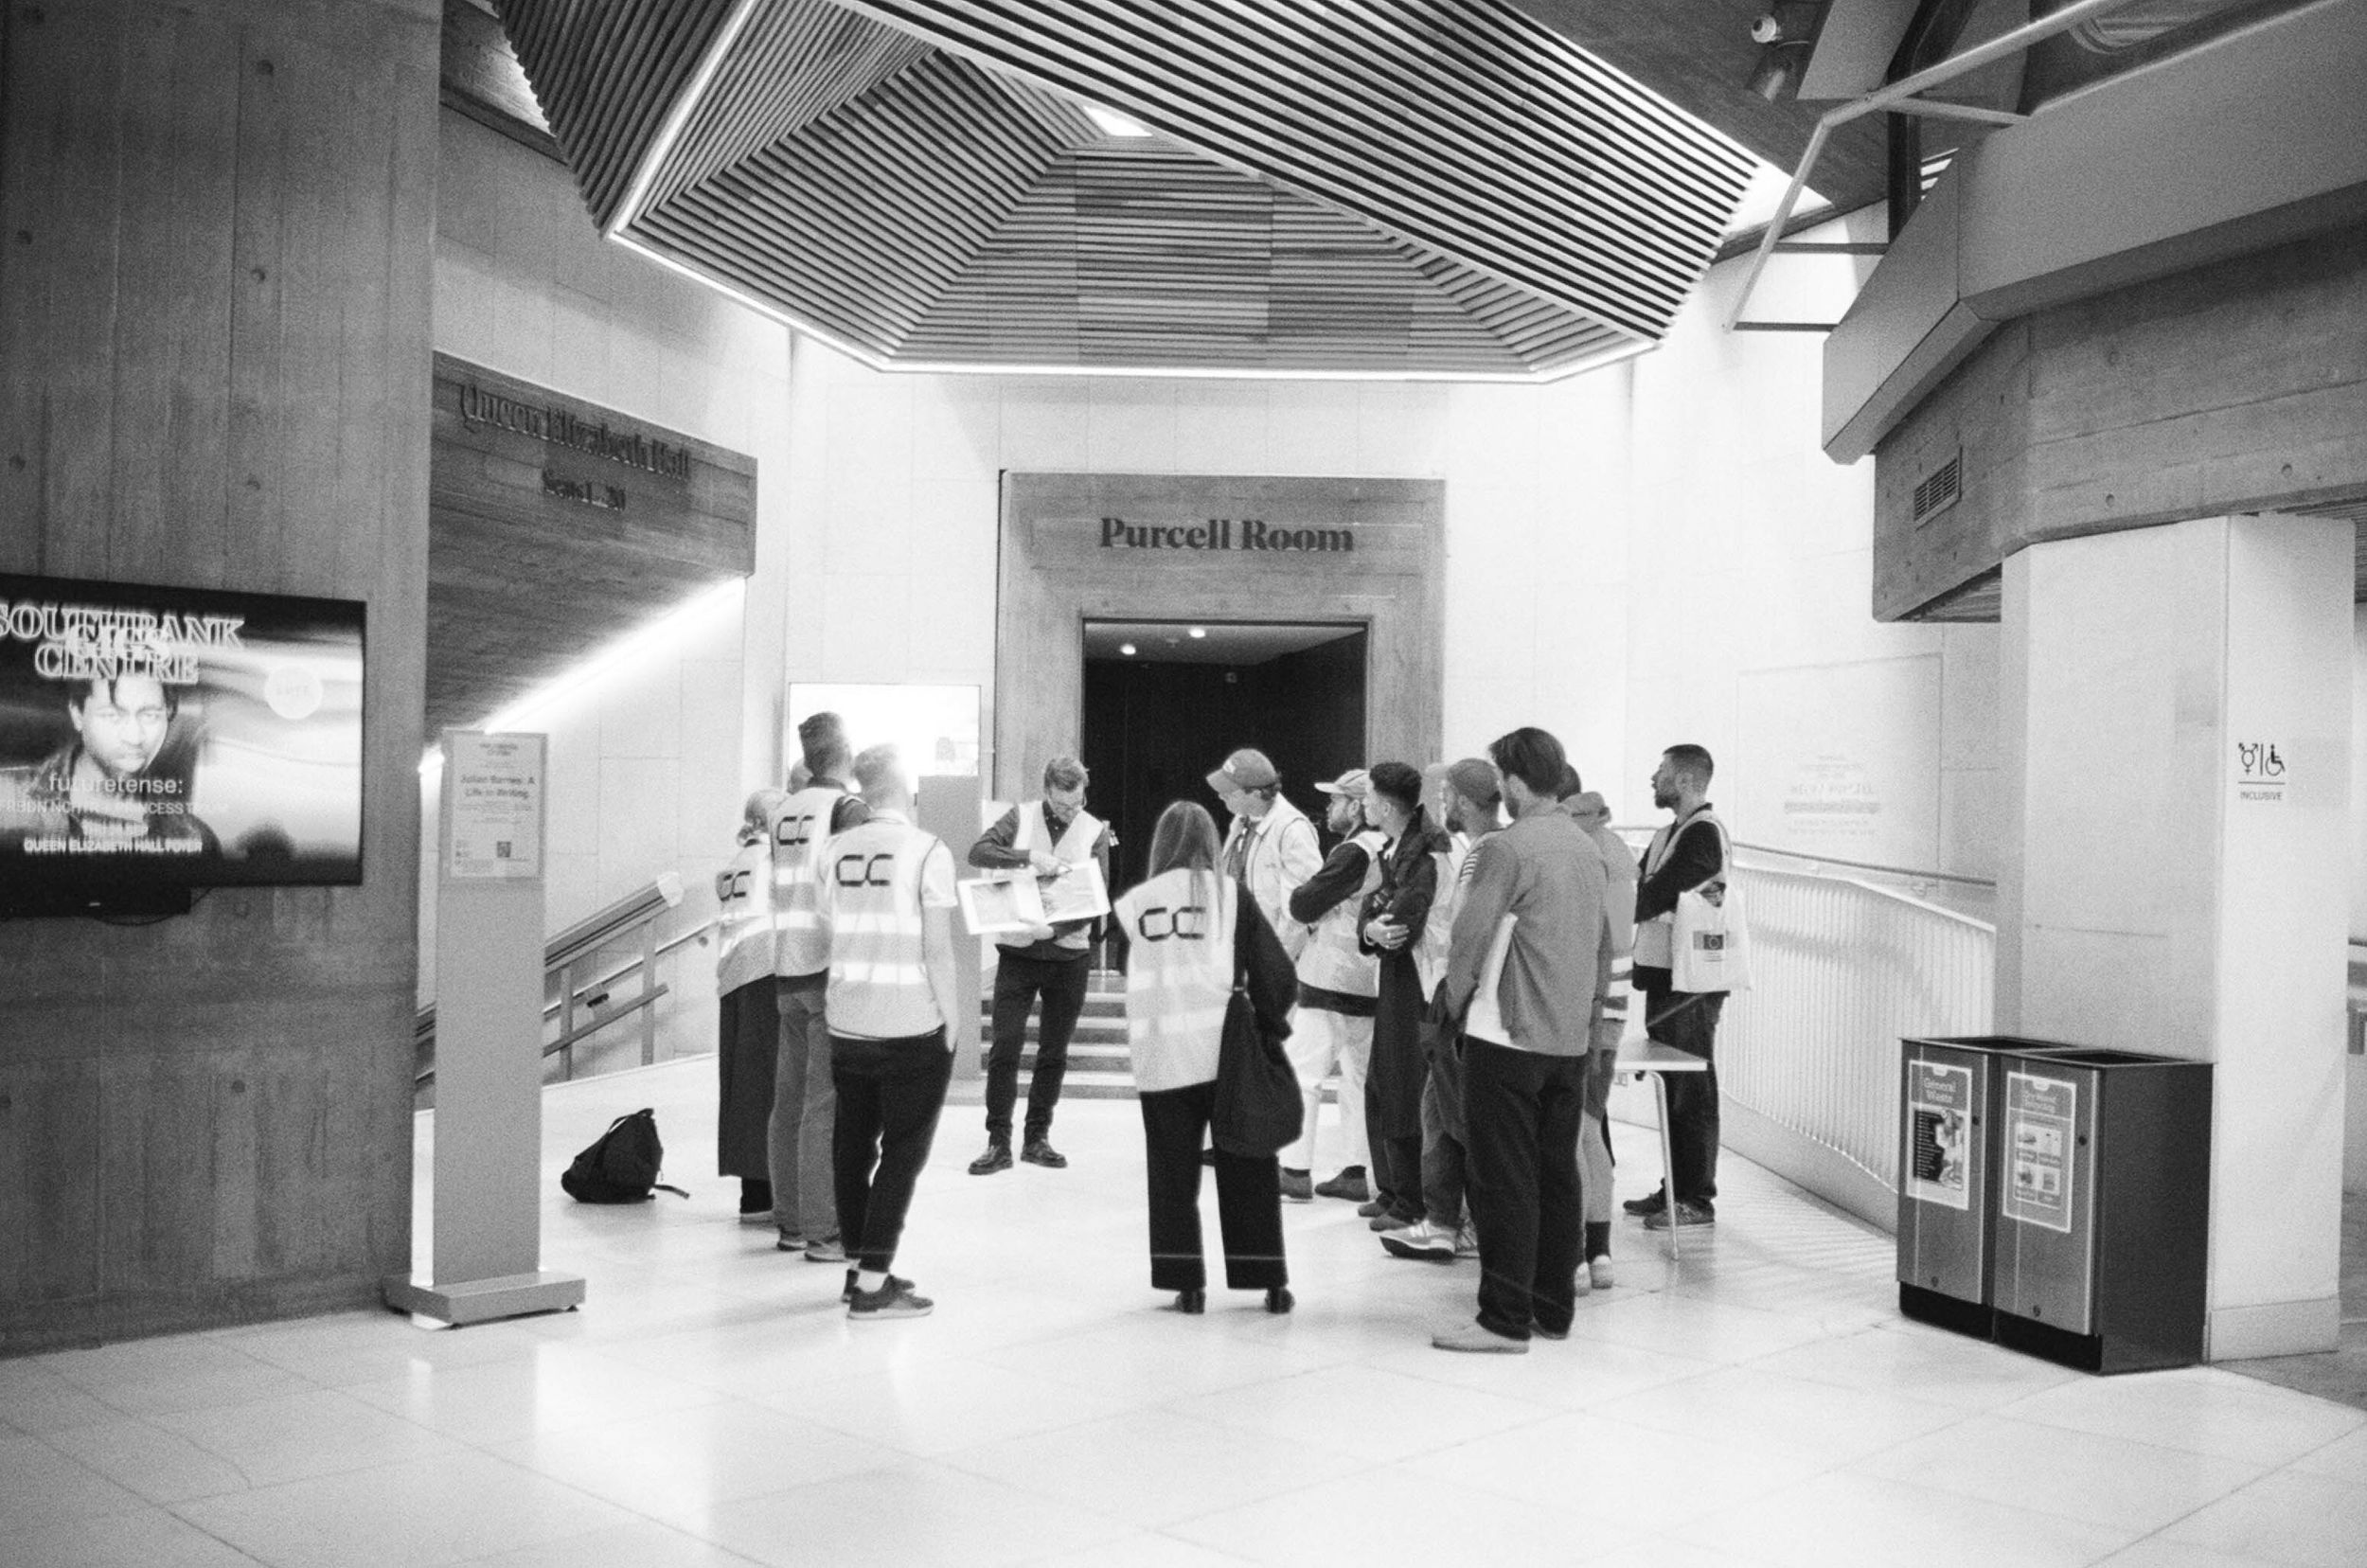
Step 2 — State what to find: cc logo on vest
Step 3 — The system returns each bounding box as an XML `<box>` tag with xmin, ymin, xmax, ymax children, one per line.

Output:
<box><xmin>722</xmin><ymin>869</ymin><xmax>754</xmax><ymax>900</ymax></box>
<box><xmin>833</xmin><ymin>852</ymin><xmax>896</xmax><ymax>888</ymax></box>
<box><xmin>1134</xmin><ymin>904</ymin><xmax>1208</xmax><ymax>941</ymax></box>
<box><xmin>774</xmin><ymin>812</ymin><xmax>819</xmax><ymax>852</ymax></box>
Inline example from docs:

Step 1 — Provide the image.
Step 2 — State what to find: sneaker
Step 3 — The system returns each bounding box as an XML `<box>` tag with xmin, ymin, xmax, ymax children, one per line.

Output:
<box><xmin>774</xmin><ymin>1232</ymin><xmax>808</xmax><ymax>1253</ymax></box>
<box><xmin>1379</xmin><ymin>1220</ymin><xmax>1456</xmax><ymax>1260</ymax></box>
<box><xmin>1172</xmin><ymin>1288</ymin><xmax>1206</xmax><ymax>1314</ymax></box>
<box><xmin>1622</xmin><ymin>1186</ymin><xmax>1667</xmax><ymax>1217</ymax></box>
<box><xmin>1534</xmin><ymin>1322</ymin><xmax>1572</xmax><ymax>1341</ymax></box>
<box><xmin>1279</xmin><ymin>1168</ymin><xmax>1313</xmax><ymax>1203</ymax></box>
<box><xmin>1265</xmin><ymin>1287</ymin><xmax>1294</xmax><ymax>1315</ymax></box>
<box><xmin>1453</xmin><ymin>1227</ymin><xmax>1480</xmax><ymax>1258</ymax></box>
<box><xmin>1314</xmin><ymin>1167</ymin><xmax>1370</xmax><ymax>1202</ymax></box>
<box><xmin>1355</xmin><ymin>1198</ymin><xmax>1392</xmax><ymax>1219</ymax></box>
<box><xmin>1588</xmin><ymin>1255</ymin><xmax>1615</xmax><ymax>1289</ymax></box>
<box><xmin>846</xmin><ymin>1276</ymin><xmax>933</xmax><ymax>1320</ymax></box>
<box><xmin>1369</xmin><ymin>1208</ymin><xmax>1419</xmax><ymax>1232</ymax></box>
<box><xmin>843</xmin><ymin>1269</ymin><xmax>907</xmax><ymax>1304</ymax></box>
<box><xmin>969</xmin><ymin>1142</ymin><xmax>1013</xmax><ymax>1176</ymax></box>
<box><xmin>1432</xmin><ymin>1323</ymin><xmax>1527</xmax><ymax>1355</ymax></box>
<box><xmin>1572</xmin><ymin>1264</ymin><xmax>1593</xmax><ymax>1298</ymax></box>
<box><xmin>1020</xmin><ymin>1140</ymin><xmax>1067</xmax><ymax>1169</ymax></box>
<box><xmin>1642</xmin><ymin>1200</ymin><xmax>1715</xmax><ymax>1231</ymax></box>
<box><xmin>739</xmin><ymin>1209</ymin><xmax>778</xmax><ymax>1227</ymax></box>
<box><xmin>805</xmin><ymin>1237</ymin><xmax>848</xmax><ymax>1262</ymax></box>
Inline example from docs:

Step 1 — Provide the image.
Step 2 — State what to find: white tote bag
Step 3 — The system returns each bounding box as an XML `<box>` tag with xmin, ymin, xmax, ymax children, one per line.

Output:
<box><xmin>1463</xmin><ymin>915</ymin><xmax>1518</xmax><ymax>1045</ymax></box>
<box><xmin>1670</xmin><ymin>819</ymin><xmax>1749</xmax><ymax>993</ymax></box>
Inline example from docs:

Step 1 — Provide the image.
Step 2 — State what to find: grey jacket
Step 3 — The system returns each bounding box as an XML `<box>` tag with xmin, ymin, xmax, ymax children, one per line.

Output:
<box><xmin>1440</xmin><ymin>808</ymin><xmax>1611</xmax><ymax>1057</ymax></box>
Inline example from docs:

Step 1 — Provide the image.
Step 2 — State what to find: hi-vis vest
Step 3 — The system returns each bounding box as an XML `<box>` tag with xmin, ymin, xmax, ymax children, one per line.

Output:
<box><xmin>1633</xmin><ymin>807</ymin><xmax>1723</xmax><ymax>971</ymax></box>
<box><xmin>715</xmin><ymin>838</ymin><xmax>776</xmax><ymax>994</ymax></box>
<box><xmin>1112</xmin><ymin>870</ymin><xmax>1236</xmax><ymax>1093</ymax></box>
<box><xmin>823</xmin><ymin>813</ymin><xmax>952</xmax><ymax>1040</ymax></box>
<box><xmin>1011</xmin><ymin>799</ymin><xmax>1104</xmax><ymax>953</ymax></box>
<box><xmin>769</xmin><ymin>784</ymin><xmax>851</xmax><ymax>978</ymax></box>
<box><xmin>1294</xmin><ymin>829</ymin><xmax>1383</xmax><ymax>1000</ymax></box>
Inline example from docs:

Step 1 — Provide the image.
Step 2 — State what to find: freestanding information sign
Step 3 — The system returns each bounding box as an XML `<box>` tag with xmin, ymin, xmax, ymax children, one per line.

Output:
<box><xmin>383</xmin><ymin>731</ymin><xmax>586</xmax><ymax>1326</ymax></box>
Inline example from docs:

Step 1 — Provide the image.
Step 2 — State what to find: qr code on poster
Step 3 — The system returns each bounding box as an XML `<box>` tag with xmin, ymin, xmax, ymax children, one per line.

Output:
<box><xmin>495</xmin><ymin>841</ymin><xmax>513</xmax><ymax>859</ymax></box>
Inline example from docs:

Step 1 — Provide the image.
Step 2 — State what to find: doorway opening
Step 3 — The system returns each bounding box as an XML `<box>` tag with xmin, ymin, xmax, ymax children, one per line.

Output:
<box><xmin>1081</xmin><ymin>619</ymin><xmax>1368</xmax><ymax>892</ymax></box>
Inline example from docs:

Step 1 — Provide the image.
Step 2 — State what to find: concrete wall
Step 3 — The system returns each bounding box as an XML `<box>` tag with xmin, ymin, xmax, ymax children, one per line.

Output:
<box><xmin>0</xmin><ymin>0</ymin><xmax>438</xmax><ymax>1351</ymax></box>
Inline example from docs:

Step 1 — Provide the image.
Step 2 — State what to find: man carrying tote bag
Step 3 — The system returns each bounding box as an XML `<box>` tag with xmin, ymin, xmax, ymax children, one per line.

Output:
<box><xmin>1626</xmin><ymin>743</ymin><xmax>1745</xmax><ymax>1231</ymax></box>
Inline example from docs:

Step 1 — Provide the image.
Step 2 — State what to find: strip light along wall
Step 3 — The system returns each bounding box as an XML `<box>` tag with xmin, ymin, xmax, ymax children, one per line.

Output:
<box><xmin>418</xmin><ymin>577</ymin><xmax>748</xmax><ymax>776</ymax></box>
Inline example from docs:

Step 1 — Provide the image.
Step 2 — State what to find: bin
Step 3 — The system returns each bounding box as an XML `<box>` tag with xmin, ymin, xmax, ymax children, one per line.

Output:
<box><xmin>1896</xmin><ymin>1036</ymin><xmax>2081</xmax><ymax>1338</ymax></box>
<box><xmin>1990</xmin><ymin>1048</ymin><xmax>2213</xmax><ymax>1373</ymax></box>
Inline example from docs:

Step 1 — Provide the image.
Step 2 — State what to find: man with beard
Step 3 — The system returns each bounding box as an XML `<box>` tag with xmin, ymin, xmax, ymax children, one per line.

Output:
<box><xmin>0</xmin><ymin>673</ymin><xmax>214</xmax><ymax>854</ymax></box>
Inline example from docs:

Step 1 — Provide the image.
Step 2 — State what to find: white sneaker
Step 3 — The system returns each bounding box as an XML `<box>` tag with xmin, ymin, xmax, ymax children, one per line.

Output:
<box><xmin>1589</xmin><ymin>1255</ymin><xmax>1615</xmax><ymax>1289</ymax></box>
<box><xmin>1379</xmin><ymin>1220</ymin><xmax>1457</xmax><ymax>1260</ymax></box>
<box><xmin>1572</xmin><ymin>1262</ymin><xmax>1593</xmax><ymax>1297</ymax></box>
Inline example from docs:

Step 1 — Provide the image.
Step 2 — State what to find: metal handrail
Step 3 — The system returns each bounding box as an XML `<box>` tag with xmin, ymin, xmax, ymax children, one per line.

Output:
<box><xmin>416</xmin><ymin>873</ymin><xmax>691</xmax><ymax>1087</ymax></box>
<box><xmin>1611</xmin><ymin>825</ymin><xmax>1996</xmax><ymax>890</ymax></box>
<box><xmin>1725</xmin><ymin>0</ymin><xmax>2141</xmax><ymax>330</ymax></box>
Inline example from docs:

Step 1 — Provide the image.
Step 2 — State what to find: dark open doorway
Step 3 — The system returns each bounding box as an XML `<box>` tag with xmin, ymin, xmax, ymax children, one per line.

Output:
<box><xmin>1081</xmin><ymin>620</ymin><xmax>1367</xmax><ymax>894</ymax></box>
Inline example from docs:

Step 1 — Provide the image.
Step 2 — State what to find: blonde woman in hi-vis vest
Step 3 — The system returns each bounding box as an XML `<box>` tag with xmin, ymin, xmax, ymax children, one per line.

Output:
<box><xmin>1112</xmin><ymin>801</ymin><xmax>1298</xmax><ymax>1316</ymax></box>
<box><xmin>818</xmin><ymin>745</ymin><xmax>962</xmax><ymax>1321</ymax></box>
<box><xmin>715</xmin><ymin>788</ymin><xmax>786</xmax><ymax>1223</ymax></box>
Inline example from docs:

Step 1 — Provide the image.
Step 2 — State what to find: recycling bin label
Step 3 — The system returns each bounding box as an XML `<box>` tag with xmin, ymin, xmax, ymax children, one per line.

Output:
<box><xmin>2003</xmin><ymin>1071</ymin><xmax>2076</xmax><ymax>1234</ymax></box>
<box><xmin>1906</xmin><ymin>1060</ymin><xmax>1973</xmax><ymax>1211</ymax></box>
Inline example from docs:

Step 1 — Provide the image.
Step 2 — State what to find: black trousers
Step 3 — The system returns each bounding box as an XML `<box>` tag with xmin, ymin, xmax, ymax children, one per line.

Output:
<box><xmin>984</xmin><ymin>953</ymin><xmax>1089</xmax><ymax>1142</ymax></box>
<box><xmin>830</xmin><ymin>1031</ymin><xmax>952</xmax><ymax>1275</ymax></box>
<box><xmin>1463</xmin><ymin>1039</ymin><xmax>1586</xmax><ymax>1342</ymax></box>
<box><xmin>1138</xmin><ymin>1079</ymin><xmax>1288</xmax><ymax>1292</ymax></box>
<box><xmin>715</xmin><ymin>977</ymin><xmax>779</xmax><ymax>1180</ymax></box>
<box><xmin>1640</xmin><ymin>979</ymin><xmax>1725</xmax><ymax>1206</ymax></box>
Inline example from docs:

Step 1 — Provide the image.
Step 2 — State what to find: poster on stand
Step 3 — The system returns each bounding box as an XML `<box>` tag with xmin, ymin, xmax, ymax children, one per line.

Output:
<box><xmin>446</xmin><ymin>732</ymin><xmax>544</xmax><ymax>882</ymax></box>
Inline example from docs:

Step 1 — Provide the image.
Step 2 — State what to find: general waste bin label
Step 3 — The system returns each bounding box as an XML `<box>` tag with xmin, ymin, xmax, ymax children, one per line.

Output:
<box><xmin>1906</xmin><ymin>1060</ymin><xmax>1973</xmax><ymax>1211</ymax></box>
<box><xmin>2003</xmin><ymin>1071</ymin><xmax>2076</xmax><ymax>1234</ymax></box>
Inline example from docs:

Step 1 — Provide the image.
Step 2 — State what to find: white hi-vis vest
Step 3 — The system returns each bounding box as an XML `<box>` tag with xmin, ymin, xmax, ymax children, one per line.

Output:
<box><xmin>714</xmin><ymin>838</ymin><xmax>776</xmax><ymax>993</ymax></box>
<box><xmin>823</xmin><ymin>813</ymin><xmax>952</xmax><ymax>1040</ymax></box>
<box><xmin>1415</xmin><ymin>829</ymin><xmax>1475</xmax><ymax>998</ymax></box>
<box><xmin>769</xmin><ymin>784</ymin><xmax>852</xmax><ymax>979</ymax></box>
<box><xmin>1113</xmin><ymin>870</ymin><xmax>1236</xmax><ymax>1093</ymax></box>
<box><xmin>1011</xmin><ymin>799</ymin><xmax>1104</xmax><ymax>953</ymax></box>
<box><xmin>1633</xmin><ymin>807</ymin><xmax>1722</xmax><ymax>972</ymax></box>
<box><xmin>1294</xmin><ymin>829</ymin><xmax>1383</xmax><ymax>999</ymax></box>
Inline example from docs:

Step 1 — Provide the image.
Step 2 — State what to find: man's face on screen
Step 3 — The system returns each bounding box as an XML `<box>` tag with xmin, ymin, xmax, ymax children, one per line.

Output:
<box><xmin>69</xmin><ymin>676</ymin><xmax>172</xmax><ymax>780</ymax></box>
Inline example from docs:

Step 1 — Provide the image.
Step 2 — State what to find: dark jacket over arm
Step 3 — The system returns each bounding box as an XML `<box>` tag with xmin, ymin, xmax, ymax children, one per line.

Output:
<box><xmin>1238</xmin><ymin>887</ymin><xmax>1299</xmax><ymax>1044</ymax></box>
<box><xmin>1289</xmin><ymin>839</ymin><xmax>1373</xmax><ymax>925</ymax></box>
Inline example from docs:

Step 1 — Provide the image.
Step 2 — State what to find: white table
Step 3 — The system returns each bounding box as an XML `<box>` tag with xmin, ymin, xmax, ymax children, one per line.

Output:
<box><xmin>1614</xmin><ymin>1039</ymin><xmax>1713</xmax><ymax>1260</ymax></box>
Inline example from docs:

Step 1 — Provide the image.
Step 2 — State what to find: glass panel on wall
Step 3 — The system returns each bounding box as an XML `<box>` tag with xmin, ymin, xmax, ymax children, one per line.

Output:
<box><xmin>784</xmin><ymin>683</ymin><xmax>980</xmax><ymax>785</ymax></box>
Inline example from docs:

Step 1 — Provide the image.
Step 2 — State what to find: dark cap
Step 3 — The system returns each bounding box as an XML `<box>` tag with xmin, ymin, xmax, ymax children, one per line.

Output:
<box><xmin>1205</xmin><ymin>748</ymin><xmax>1279</xmax><ymax>793</ymax></box>
<box><xmin>1445</xmin><ymin>757</ymin><xmax>1501</xmax><ymax>811</ymax></box>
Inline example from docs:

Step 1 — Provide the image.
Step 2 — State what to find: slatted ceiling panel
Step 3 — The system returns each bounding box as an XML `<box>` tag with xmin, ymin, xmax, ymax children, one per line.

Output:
<box><xmin>644</xmin><ymin>0</ymin><xmax>932</xmax><ymax>211</ymax></box>
<box><xmin>841</xmin><ymin>0</ymin><xmax>1752</xmax><ymax>339</ymax></box>
<box><xmin>638</xmin><ymin>51</ymin><xmax>1076</xmax><ymax>344</ymax></box>
<box><xmin>500</xmin><ymin>0</ymin><xmax>738</xmax><ymax>227</ymax></box>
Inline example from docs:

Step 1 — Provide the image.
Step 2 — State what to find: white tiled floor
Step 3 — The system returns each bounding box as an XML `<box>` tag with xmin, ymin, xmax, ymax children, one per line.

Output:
<box><xmin>5</xmin><ymin>1056</ymin><xmax>2362</xmax><ymax>1568</ymax></box>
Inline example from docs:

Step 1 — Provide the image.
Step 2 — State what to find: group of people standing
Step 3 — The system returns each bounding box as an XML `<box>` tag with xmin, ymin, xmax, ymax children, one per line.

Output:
<box><xmin>710</xmin><ymin>708</ymin><xmax>1736</xmax><ymax>1350</ymax></box>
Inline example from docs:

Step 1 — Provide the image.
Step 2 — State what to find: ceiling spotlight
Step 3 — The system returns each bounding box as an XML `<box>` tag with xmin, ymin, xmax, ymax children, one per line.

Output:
<box><xmin>1187</xmin><ymin>627</ymin><xmax>1206</xmax><ymax>638</ymax></box>
<box><xmin>1083</xmin><ymin>103</ymin><xmax>1153</xmax><ymax>138</ymax></box>
<box><xmin>1119</xmin><ymin>642</ymin><xmax>1137</xmax><ymax>656</ymax></box>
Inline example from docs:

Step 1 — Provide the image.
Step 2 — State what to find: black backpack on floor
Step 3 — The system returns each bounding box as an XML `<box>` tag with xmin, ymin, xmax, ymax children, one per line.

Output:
<box><xmin>561</xmin><ymin>1108</ymin><xmax>688</xmax><ymax>1203</ymax></box>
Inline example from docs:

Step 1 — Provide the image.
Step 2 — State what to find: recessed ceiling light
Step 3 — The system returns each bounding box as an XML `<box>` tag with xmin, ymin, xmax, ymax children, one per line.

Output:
<box><xmin>1083</xmin><ymin>103</ymin><xmax>1153</xmax><ymax>138</ymax></box>
<box><xmin>1187</xmin><ymin>627</ymin><xmax>1206</xmax><ymax>638</ymax></box>
<box><xmin>1119</xmin><ymin>642</ymin><xmax>1137</xmax><ymax>656</ymax></box>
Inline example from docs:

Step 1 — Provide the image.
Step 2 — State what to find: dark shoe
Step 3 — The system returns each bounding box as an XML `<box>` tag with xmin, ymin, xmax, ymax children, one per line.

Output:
<box><xmin>1533</xmin><ymin>1323</ymin><xmax>1571</xmax><ymax>1342</ymax></box>
<box><xmin>847</xmin><ymin>1276</ymin><xmax>933</xmax><ymax>1320</ymax></box>
<box><xmin>1355</xmin><ymin>1198</ymin><xmax>1392</xmax><ymax>1219</ymax></box>
<box><xmin>841</xmin><ymin>1268</ymin><xmax>907</xmax><ymax>1304</ymax></box>
<box><xmin>1279</xmin><ymin>1168</ymin><xmax>1313</xmax><ymax>1203</ymax></box>
<box><xmin>1172</xmin><ymin>1289</ymin><xmax>1206</xmax><ymax>1314</ymax></box>
<box><xmin>1369</xmin><ymin>1208</ymin><xmax>1419</xmax><ymax>1232</ymax></box>
<box><xmin>969</xmin><ymin>1142</ymin><xmax>1013</xmax><ymax>1176</ymax></box>
<box><xmin>1315</xmin><ymin>1167</ymin><xmax>1370</xmax><ymax>1202</ymax></box>
<box><xmin>1265</xmin><ymin>1287</ymin><xmax>1294</xmax><ymax>1315</ymax></box>
<box><xmin>1020</xmin><ymin>1140</ymin><xmax>1067</xmax><ymax>1169</ymax></box>
<box><xmin>1643</xmin><ymin>1199</ymin><xmax>1716</xmax><ymax>1231</ymax></box>
<box><xmin>1622</xmin><ymin>1185</ymin><xmax>1667</xmax><ymax>1217</ymax></box>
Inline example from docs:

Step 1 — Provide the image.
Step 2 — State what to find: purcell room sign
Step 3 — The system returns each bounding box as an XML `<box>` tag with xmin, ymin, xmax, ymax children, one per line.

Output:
<box><xmin>1097</xmin><ymin>516</ymin><xmax>1355</xmax><ymax>554</ymax></box>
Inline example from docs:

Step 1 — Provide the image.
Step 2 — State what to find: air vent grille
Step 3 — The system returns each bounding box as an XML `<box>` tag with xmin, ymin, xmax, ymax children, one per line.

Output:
<box><xmin>1913</xmin><ymin>451</ymin><xmax>1962</xmax><ymax>525</ymax></box>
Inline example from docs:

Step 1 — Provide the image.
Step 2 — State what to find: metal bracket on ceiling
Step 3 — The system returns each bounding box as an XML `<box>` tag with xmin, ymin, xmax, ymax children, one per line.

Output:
<box><xmin>1724</xmin><ymin>0</ymin><xmax>2139</xmax><ymax>331</ymax></box>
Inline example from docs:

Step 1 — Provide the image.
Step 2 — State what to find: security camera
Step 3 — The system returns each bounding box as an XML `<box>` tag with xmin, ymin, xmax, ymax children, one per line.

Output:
<box><xmin>1750</xmin><ymin>13</ymin><xmax>1785</xmax><ymax>44</ymax></box>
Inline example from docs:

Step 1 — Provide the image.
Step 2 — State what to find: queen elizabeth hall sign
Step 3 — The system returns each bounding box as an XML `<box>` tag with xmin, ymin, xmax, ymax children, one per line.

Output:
<box><xmin>1099</xmin><ymin>516</ymin><xmax>1354</xmax><ymax>554</ymax></box>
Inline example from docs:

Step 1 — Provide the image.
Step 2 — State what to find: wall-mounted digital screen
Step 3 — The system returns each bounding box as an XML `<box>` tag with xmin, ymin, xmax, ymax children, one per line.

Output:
<box><xmin>0</xmin><ymin>573</ymin><xmax>365</xmax><ymax>897</ymax></box>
